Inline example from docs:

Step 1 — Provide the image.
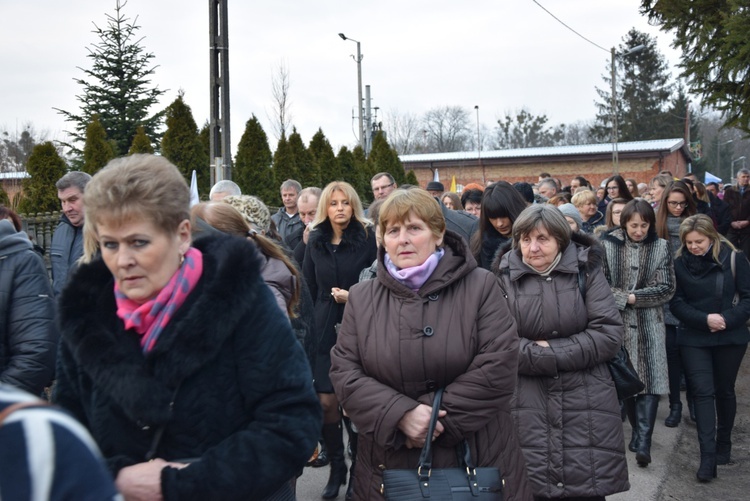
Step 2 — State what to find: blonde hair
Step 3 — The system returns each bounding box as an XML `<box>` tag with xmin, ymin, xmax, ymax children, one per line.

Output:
<box><xmin>311</xmin><ymin>181</ymin><xmax>369</xmax><ymax>233</ymax></box>
<box><xmin>378</xmin><ymin>188</ymin><xmax>446</xmax><ymax>243</ymax></box>
<box><xmin>571</xmin><ymin>190</ymin><xmax>597</xmax><ymax>207</ymax></box>
<box><xmin>677</xmin><ymin>214</ymin><xmax>736</xmax><ymax>264</ymax></box>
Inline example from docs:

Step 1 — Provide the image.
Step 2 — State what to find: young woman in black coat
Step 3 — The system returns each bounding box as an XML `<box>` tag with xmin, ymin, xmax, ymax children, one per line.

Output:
<box><xmin>669</xmin><ymin>214</ymin><xmax>750</xmax><ymax>482</ymax></box>
<box><xmin>52</xmin><ymin>155</ymin><xmax>321</xmax><ymax>501</ymax></box>
<box><xmin>303</xmin><ymin>181</ymin><xmax>377</xmax><ymax>499</ymax></box>
<box><xmin>470</xmin><ymin>181</ymin><xmax>528</xmax><ymax>270</ymax></box>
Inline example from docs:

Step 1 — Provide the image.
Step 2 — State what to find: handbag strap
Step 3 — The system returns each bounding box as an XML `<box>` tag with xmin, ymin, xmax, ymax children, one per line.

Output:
<box><xmin>416</xmin><ymin>388</ymin><xmax>444</xmax><ymax>477</ymax></box>
<box><xmin>0</xmin><ymin>401</ymin><xmax>49</xmax><ymax>426</ymax></box>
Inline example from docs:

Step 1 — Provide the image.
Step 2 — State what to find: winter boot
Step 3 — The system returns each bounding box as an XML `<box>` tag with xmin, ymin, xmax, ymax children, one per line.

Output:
<box><xmin>321</xmin><ymin>422</ymin><xmax>347</xmax><ymax>499</ymax></box>
<box><xmin>696</xmin><ymin>453</ymin><xmax>717</xmax><ymax>482</ymax></box>
<box><xmin>715</xmin><ymin>396</ymin><xmax>736</xmax><ymax>465</ymax></box>
<box><xmin>345</xmin><ymin>429</ymin><xmax>358</xmax><ymax>500</ymax></box>
<box><xmin>635</xmin><ymin>395</ymin><xmax>659</xmax><ymax>467</ymax></box>
<box><xmin>664</xmin><ymin>402</ymin><xmax>682</xmax><ymax>428</ymax></box>
<box><xmin>625</xmin><ymin>397</ymin><xmax>639</xmax><ymax>452</ymax></box>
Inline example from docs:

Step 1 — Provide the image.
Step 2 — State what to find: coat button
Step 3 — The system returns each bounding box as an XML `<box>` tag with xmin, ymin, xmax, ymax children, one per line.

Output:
<box><xmin>546</xmin><ymin>277</ymin><xmax>552</xmax><ymax>282</ymax></box>
<box><xmin>557</xmin><ymin>482</ymin><xmax>564</xmax><ymax>488</ymax></box>
<box><xmin>551</xmin><ymin>331</ymin><xmax>558</xmax><ymax>335</ymax></box>
<box><xmin>423</xmin><ymin>326</ymin><xmax>434</xmax><ymax>336</ymax></box>
<box><xmin>427</xmin><ymin>293</ymin><xmax>439</xmax><ymax>301</ymax></box>
<box><xmin>379</xmin><ymin>464</ymin><xmax>386</xmax><ymax>470</ymax></box>
<box><xmin>426</xmin><ymin>380</ymin><xmax>437</xmax><ymax>391</ymax></box>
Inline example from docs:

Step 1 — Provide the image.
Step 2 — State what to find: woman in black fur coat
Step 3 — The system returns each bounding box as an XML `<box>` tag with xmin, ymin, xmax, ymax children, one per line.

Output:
<box><xmin>303</xmin><ymin>181</ymin><xmax>377</xmax><ymax>499</ymax></box>
<box><xmin>52</xmin><ymin>155</ymin><xmax>321</xmax><ymax>501</ymax></box>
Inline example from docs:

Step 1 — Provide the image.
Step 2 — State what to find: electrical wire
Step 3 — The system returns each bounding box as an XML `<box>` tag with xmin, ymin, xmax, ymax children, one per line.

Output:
<box><xmin>531</xmin><ymin>0</ymin><xmax>609</xmax><ymax>53</ymax></box>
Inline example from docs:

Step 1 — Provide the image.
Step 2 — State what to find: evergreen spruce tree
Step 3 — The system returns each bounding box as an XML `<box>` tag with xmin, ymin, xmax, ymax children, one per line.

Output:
<box><xmin>18</xmin><ymin>142</ymin><xmax>68</xmax><ymax>215</ymax></box>
<box><xmin>352</xmin><ymin>145</ymin><xmax>371</xmax><ymax>203</ymax></box>
<box><xmin>367</xmin><ymin>132</ymin><xmax>407</xmax><ymax>187</ymax></box>
<box><xmin>56</xmin><ymin>0</ymin><xmax>165</xmax><ymax>156</ymax></box>
<box><xmin>128</xmin><ymin>125</ymin><xmax>155</xmax><ymax>154</ymax></box>
<box><xmin>82</xmin><ymin>115</ymin><xmax>115</xmax><ymax>175</ymax></box>
<box><xmin>336</xmin><ymin>146</ymin><xmax>365</xmax><ymax>198</ymax></box>
<box><xmin>309</xmin><ymin>129</ymin><xmax>340</xmax><ymax>187</ymax></box>
<box><xmin>273</xmin><ymin>134</ymin><xmax>299</xmax><ymax>203</ymax></box>
<box><xmin>234</xmin><ymin>115</ymin><xmax>276</xmax><ymax>204</ymax></box>
<box><xmin>199</xmin><ymin>121</ymin><xmax>210</xmax><ymax>161</ymax></box>
<box><xmin>161</xmin><ymin>92</ymin><xmax>210</xmax><ymax>196</ymax></box>
<box><xmin>288</xmin><ymin>128</ymin><xmax>317</xmax><ymax>188</ymax></box>
<box><xmin>591</xmin><ymin>29</ymin><xmax>673</xmax><ymax>142</ymax></box>
<box><xmin>405</xmin><ymin>170</ymin><xmax>419</xmax><ymax>186</ymax></box>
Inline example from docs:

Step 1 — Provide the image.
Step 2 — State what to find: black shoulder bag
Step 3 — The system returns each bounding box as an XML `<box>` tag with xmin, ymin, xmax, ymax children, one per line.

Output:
<box><xmin>578</xmin><ymin>268</ymin><xmax>644</xmax><ymax>399</ymax></box>
<box><xmin>381</xmin><ymin>389</ymin><xmax>503</xmax><ymax>501</ymax></box>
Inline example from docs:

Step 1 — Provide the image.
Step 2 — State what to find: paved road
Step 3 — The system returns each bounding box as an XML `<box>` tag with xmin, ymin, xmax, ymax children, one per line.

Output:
<box><xmin>296</xmin><ymin>355</ymin><xmax>750</xmax><ymax>500</ymax></box>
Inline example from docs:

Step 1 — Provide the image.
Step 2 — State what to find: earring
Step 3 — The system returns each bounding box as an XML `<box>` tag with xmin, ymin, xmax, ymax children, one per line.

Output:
<box><xmin>179</xmin><ymin>253</ymin><xmax>185</xmax><ymax>265</ymax></box>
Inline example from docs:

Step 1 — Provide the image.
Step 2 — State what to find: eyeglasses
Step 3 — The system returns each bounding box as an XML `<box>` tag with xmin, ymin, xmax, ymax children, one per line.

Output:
<box><xmin>372</xmin><ymin>182</ymin><xmax>394</xmax><ymax>193</ymax></box>
<box><xmin>606</xmin><ymin>186</ymin><xmax>618</xmax><ymax>191</ymax></box>
<box><xmin>667</xmin><ymin>201</ymin><xmax>688</xmax><ymax>208</ymax></box>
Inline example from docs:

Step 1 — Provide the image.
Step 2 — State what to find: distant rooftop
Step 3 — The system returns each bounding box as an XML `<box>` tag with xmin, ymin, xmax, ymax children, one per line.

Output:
<box><xmin>0</xmin><ymin>171</ymin><xmax>30</xmax><ymax>180</ymax></box>
<box><xmin>400</xmin><ymin>138</ymin><xmax>686</xmax><ymax>163</ymax></box>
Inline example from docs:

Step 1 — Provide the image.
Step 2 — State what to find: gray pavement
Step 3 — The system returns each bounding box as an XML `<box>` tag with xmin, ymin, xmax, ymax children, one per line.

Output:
<box><xmin>294</xmin><ymin>400</ymin><xmax>683</xmax><ymax>501</ymax></box>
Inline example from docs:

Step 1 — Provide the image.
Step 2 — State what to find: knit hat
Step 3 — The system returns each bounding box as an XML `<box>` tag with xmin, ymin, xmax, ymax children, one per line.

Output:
<box><xmin>222</xmin><ymin>195</ymin><xmax>271</xmax><ymax>233</ymax></box>
<box><xmin>558</xmin><ymin>203</ymin><xmax>583</xmax><ymax>231</ymax></box>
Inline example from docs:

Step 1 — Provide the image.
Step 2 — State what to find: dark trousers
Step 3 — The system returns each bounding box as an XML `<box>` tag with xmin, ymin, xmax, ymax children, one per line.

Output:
<box><xmin>680</xmin><ymin>343</ymin><xmax>747</xmax><ymax>454</ymax></box>
<box><xmin>665</xmin><ymin>325</ymin><xmax>682</xmax><ymax>405</ymax></box>
<box><xmin>728</xmin><ymin>230</ymin><xmax>750</xmax><ymax>256</ymax></box>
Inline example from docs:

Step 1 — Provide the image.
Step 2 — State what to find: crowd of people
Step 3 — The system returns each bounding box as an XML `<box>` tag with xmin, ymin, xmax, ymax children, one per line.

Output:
<box><xmin>0</xmin><ymin>157</ymin><xmax>749</xmax><ymax>500</ymax></box>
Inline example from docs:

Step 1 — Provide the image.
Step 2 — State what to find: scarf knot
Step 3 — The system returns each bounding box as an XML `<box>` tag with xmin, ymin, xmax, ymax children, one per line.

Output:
<box><xmin>115</xmin><ymin>247</ymin><xmax>204</xmax><ymax>353</ymax></box>
<box><xmin>385</xmin><ymin>248</ymin><xmax>445</xmax><ymax>292</ymax></box>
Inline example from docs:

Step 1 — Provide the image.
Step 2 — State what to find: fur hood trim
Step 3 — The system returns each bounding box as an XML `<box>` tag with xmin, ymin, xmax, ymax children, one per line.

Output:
<box><xmin>58</xmin><ymin>233</ymin><xmax>265</xmax><ymax>427</ymax></box>
<box><xmin>308</xmin><ymin>218</ymin><xmax>371</xmax><ymax>252</ymax></box>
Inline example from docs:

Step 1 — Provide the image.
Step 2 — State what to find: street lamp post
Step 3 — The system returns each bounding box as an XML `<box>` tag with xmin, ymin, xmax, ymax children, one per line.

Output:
<box><xmin>611</xmin><ymin>44</ymin><xmax>645</xmax><ymax>174</ymax></box>
<box><xmin>339</xmin><ymin>33</ymin><xmax>364</xmax><ymax>153</ymax></box>
<box><xmin>717</xmin><ymin>139</ymin><xmax>734</xmax><ymax>181</ymax></box>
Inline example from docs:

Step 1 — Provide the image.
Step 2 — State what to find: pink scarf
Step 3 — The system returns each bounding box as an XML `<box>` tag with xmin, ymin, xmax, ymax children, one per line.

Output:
<box><xmin>115</xmin><ymin>247</ymin><xmax>203</xmax><ymax>353</ymax></box>
<box><xmin>385</xmin><ymin>248</ymin><xmax>445</xmax><ymax>292</ymax></box>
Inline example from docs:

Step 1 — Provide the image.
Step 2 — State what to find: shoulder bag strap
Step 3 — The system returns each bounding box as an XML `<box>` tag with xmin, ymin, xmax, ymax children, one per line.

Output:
<box><xmin>0</xmin><ymin>401</ymin><xmax>49</xmax><ymax>426</ymax></box>
<box><xmin>416</xmin><ymin>388</ymin><xmax>444</xmax><ymax>478</ymax></box>
<box><xmin>578</xmin><ymin>267</ymin><xmax>587</xmax><ymax>302</ymax></box>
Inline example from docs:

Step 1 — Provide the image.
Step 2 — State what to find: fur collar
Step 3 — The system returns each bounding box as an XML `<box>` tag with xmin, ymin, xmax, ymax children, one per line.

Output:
<box><xmin>491</xmin><ymin>230</ymin><xmax>604</xmax><ymax>276</ymax></box>
<box><xmin>308</xmin><ymin>218</ymin><xmax>370</xmax><ymax>252</ymax></box>
<box><xmin>58</xmin><ymin>233</ymin><xmax>265</xmax><ymax>426</ymax></box>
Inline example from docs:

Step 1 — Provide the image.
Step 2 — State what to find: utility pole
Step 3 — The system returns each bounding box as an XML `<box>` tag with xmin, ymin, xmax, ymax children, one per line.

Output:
<box><xmin>209</xmin><ymin>0</ymin><xmax>231</xmax><ymax>183</ymax></box>
<box><xmin>339</xmin><ymin>33</ymin><xmax>365</xmax><ymax>153</ymax></box>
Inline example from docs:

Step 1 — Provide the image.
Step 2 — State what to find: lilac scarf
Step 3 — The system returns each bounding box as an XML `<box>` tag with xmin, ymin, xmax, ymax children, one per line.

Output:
<box><xmin>385</xmin><ymin>248</ymin><xmax>445</xmax><ymax>292</ymax></box>
<box><xmin>115</xmin><ymin>247</ymin><xmax>203</xmax><ymax>353</ymax></box>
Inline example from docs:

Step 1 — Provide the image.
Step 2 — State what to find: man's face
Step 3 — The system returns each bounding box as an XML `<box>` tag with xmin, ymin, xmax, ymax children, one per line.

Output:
<box><xmin>706</xmin><ymin>184</ymin><xmax>718</xmax><ymax>197</ymax></box>
<box><xmin>427</xmin><ymin>190</ymin><xmax>442</xmax><ymax>198</ymax></box>
<box><xmin>371</xmin><ymin>177</ymin><xmax>395</xmax><ymax>200</ymax></box>
<box><xmin>738</xmin><ymin>172</ymin><xmax>750</xmax><ymax>187</ymax></box>
<box><xmin>281</xmin><ymin>188</ymin><xmax>299</xmax><ymax>210</ymax></box>
<box><xmin>570</xmin><ymin>179</ymin><xmax>581</xmax><ymax>190</ymax></box>
<box><xmin>538</xmin><ymin>184</ymin><xmax>556</xmax><ymax>199</ymax></box>
<box><xmin>58</xmin><ymin>187</ymin><xmax>85</xmax><ymax>227</ymax></box>
<box><xmin>297</xmin><ymin>197</ymin><xmax>318</xmax><ymax>225</ymax></box>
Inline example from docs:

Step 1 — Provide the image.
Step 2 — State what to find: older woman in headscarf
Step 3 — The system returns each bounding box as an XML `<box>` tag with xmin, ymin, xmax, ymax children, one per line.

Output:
<box><xmin>331</xmin><ymin>188</ymin><xmax>532</xmax><ymax>501</ymax></box>
<box><xmin>492</xmin><ymin>204</ymin><xmax>628</xmax><ymax>500</ymax></box>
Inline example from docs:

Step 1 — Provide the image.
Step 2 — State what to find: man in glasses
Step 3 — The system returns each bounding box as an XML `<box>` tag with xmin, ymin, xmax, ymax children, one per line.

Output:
<box><xmin>370</xmin><ymin>172</ymin><xmax>397</xmax><ymax>201</ymax></box>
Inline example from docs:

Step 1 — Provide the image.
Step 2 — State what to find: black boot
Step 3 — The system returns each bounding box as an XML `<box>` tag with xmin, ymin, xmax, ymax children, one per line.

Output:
<box><xmin>625</xmin><ymin>397</ymin><xmax>639</xmax><ymax>453</ymax></box>
<box><xmin>664</xmin><ymin>402</ymin><xmax>682</xmax><ymax>428</ymax></box>
<box><xmin>696</xmin><ymin>453</ymin><xmax>717</xmax><ymax>482</ymax></box>
<box><xmin>635</xmin><ymin>395</ymin><xmax>659</xmax><ymax>467</ymax></box>
<box><xmin>715</xmin><ymin>396</ymin><xmax>736</xmax><ymax>465</ymax></box>
<box><xmin>311</xmin><ymin>435</ymin><xmax>330</xmax><ymax>467</ymax></box>
<box><xmin>321</xmin><ymin>422</ymin><xmax>347</xmax><ymax>499</ymax></box>
<box><xmin>345</xmin><ymin>429</ymin><xmax>358</xmax><ymax>500</ymax></box>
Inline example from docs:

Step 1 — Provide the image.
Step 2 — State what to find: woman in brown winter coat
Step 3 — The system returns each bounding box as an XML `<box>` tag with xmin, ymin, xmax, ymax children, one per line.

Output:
<box><xmin>330</xmin><ymin>188</ymin><xmax>533</xmax><ymax>501</ymax></box>
<box><xmin>493</xmin><ymin>204</ymin><xmax>629</xmax><ymax>501</ymax></box>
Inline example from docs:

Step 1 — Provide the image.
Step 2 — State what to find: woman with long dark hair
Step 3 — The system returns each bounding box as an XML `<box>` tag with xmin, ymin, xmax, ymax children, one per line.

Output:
<box><xmin>470</xmin><ymin>181</ymin><xmax>528</xmax><ymax>270</ymax></box>
<box><xmin>598</xmin><ymin>175</ymin><xmax>634</xmax><ymax>214</ymax></box>
<box><xmin>656</xmin><ymin>181</ymin><xmax>697</xmax><ymax>428</ymax></box>
<box><xmin>670</xmin><ymin>214</ymin><xmax>750</xmax><ymax>481</ymax></box>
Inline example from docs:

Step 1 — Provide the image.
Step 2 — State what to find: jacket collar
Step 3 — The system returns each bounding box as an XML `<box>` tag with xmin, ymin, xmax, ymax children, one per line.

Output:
<box><xmin>0</xmin><ymin>219</ymin><xmax>32</xmax><ymax>256</ymax></box>
<box><xmin>308</xmin><ymin>217</ymin><xmax>370</xmax><ymax>251</ymax></box>
<box><xmin>59</xmin><ymin>233</ymin><xmax>264</xmax><ymax>426</ymax></box>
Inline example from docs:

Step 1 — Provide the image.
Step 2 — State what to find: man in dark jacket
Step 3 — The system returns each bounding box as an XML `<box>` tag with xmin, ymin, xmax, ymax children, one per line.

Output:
<box><xmin>271</xmin><ymin>179</ymin><xmax>304</xmax><ymax>244</ymax></box>
<box><xmin>725</xmin><ymin>168</ymin><xmax>750</xmax><ymax>254</ymax></box>
<box><xmin>0</xmin><ymin>219</ymin><xmax>58</xmax><ymax>394</ymax></box>
<box><xmin>51</xmin><ymin>171</ymin><xmax>91</xmax><ymax>297</ymax></box>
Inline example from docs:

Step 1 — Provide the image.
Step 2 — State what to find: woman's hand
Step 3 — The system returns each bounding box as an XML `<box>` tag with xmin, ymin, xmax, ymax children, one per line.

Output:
<box><xmin>398</xmin><ymin>404</ymin><xmax>447</xmax><ymax>448</ymax></box>
<box><xmin>707</xmin><ymin>313</ymin><xmax>726</xmax><ymax>332</ymax></box>
<box><xmin>536</xmin><ymin>340</ymin><xmax>550</xmax><ymax>348</ymax></box>
<box><xmin>115</xmin><ymin>459</ymin><xmax>187</xmax><ymax>501</ymax></box>
<box><xmin>331</xmin><ymin>287</ymin><xmax>349</xmax><ymax>303</ymax></box>
<box><xmin>627</xmin><ymin>293</ymin><xmax>636</xmax><ymax>305</ymax></box>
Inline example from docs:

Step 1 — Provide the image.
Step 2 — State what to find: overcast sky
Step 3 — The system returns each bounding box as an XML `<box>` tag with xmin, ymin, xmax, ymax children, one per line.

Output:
<box><xmin>0</xmin><ymin>0</ymin><xmax>683</xmax><ymax>155</ymax></box>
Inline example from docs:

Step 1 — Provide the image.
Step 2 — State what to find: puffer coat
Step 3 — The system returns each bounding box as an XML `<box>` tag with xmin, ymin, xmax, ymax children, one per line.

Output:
<box><xmin>53</xmin><ymin>234</ymin><xmax>321</xmax><ymax>501</ymax></box>
<box><xmin>330</xmin><ymin>231</ymin><xmax>533</xmax><ymax>501</ymax></box>
<box><xmin>0</xmin><ymin>219</ymin><xmax>58</xmax><ymax>394</ymax></box>
<box><xmin>600</xmin><ymin>228</ymin><xmax>675</xmax><ymax>394</ymax></box>
<box><xmin>492</xmin><ymin>231</ymin><xmax>629</xmax><ymax>499</ymax></box>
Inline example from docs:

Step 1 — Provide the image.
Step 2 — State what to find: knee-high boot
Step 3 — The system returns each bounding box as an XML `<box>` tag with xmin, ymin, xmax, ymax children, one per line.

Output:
<box><xmin>321</xmin><ymin>422</ymin><xmax>347</xmax><ymax>499</ymax></box>
<box><xmin>624</xmin><ymin>397</ymin><xmax>639</xmax><ymax>452</ymax></box>
<box><xmin>715</xmin><ymin>396</ymin><xmax>736</xmax><ymax>465</ymax></box>
<box><xmin>635</xmin><ymin>394</ymin><xmax>659</xmax><ymax>467</ymax></box>
<box><xmin>345</xmin><ymin>428</ymin><xmax>358</xmax><ymax>500</ymax></box>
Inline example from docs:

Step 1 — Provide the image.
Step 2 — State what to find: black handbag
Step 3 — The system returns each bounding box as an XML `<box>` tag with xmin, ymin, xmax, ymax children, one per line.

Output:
<box><xmin>381</xmin><ymin>389</ymin><xmax>504</xmax><ymax>500</ymax></box>
<box><xmin>608</xmin><ymin>345</ymin><xmax>645</xmax><ymax>400</ymax></box>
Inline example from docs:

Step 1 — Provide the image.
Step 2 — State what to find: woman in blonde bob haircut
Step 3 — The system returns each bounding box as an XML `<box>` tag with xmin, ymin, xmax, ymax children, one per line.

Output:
<box><xmin>677</xmin><ymin>213</ymin><xmax>736</xmax><ymax>263</ymax></box>
<box><xmin>310</xmin><ymin>181</ymin><xmax>369</xmax><ymax>232</ymax></box>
